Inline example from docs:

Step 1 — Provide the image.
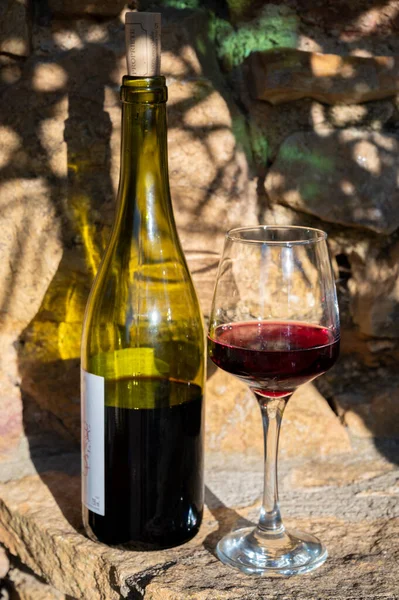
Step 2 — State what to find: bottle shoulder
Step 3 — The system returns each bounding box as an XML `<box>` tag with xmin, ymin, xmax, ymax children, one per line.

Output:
<box><xmin>81</xmin><ymin>245</ymin><xmax>205</xmax><ymax>360</ymax></box>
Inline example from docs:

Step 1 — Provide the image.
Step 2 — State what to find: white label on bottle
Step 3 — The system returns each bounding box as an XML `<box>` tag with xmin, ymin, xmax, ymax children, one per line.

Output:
<box><xmin>81</xmin><ymin>370</ymin><xmax>105</xmax><ymax>516</ymax></box>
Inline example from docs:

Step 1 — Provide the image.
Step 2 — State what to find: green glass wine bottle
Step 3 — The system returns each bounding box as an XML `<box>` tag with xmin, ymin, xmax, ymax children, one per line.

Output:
<box><xmin>81</xmin><ymin>15</ymin><xmax>205</xmax><ymax>549</ymax></box>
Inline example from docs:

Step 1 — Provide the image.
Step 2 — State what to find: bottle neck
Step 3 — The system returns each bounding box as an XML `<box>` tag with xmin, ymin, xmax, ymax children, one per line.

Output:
<box><xmin>117</xmin><ymin>77</ymin><xmax>172</xmax><ymax>222</ymax></box>
<box><xmin>122</xmin><ymin>100</ymin><xmax>168</xmax><ymax>180</ymax></box>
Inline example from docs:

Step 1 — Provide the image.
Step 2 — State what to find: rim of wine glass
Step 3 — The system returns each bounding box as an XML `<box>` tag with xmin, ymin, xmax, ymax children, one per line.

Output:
<box><xmin>226</xmin><ymin>225</ymin><xmax>327</xmax><ymax>246</ymax></box>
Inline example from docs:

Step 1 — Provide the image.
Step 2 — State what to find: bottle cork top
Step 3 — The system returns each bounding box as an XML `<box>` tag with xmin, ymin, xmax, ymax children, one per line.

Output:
<box><xmin>125</xmin><ymin>12</ymin><xmax>161</xmax><ymax>77</ymax></box>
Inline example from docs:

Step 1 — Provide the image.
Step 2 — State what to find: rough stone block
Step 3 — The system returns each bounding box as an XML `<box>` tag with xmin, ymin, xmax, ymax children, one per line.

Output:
<box><xmin>0</xmin><ymin>444</ymin><xmax>398</xmax><ymax>599</ymax></box>
<box><xmin>0</xmin><ymin>0</ymin><xmax>30</xmax><ymax>57</ymax></box>
<box><xmin>348</xmin><ymin>242</ymin><xmax>399</xmax><ymax>338</ymax></box>
<box><xmin>265</xmin><ymin>129</ymin><xmax>399</xmax><ymax>234</ymax></box>
<box><xmin>248</xmin><ymin>48</ymin><xmax>399</xmax><ymax>105</ymax></box>
<box><xmin>0</xmin><ymin>545</ymin><xmax>10</xmax><ymax>579</ymax></box>
<box><xmin>206</xmin><ymin>371</ymin><xmax>351</xmax><ymax>458</ymax></box>
<box><xmin>47</xmin><ymin>0</ymin><xmax>127</xmax><ymax>17</ymax></box>
<box><xmin>0</xmin><ymin>55</ymin><xmax>23</xmax><ymax>87</ymax></box>
<box><xmin>335</xmin><ymin>388</ymin><xmax>399</xmax><ymax>438</ymax></box>
<box><xmin>6</xmin><ymin>562</ymin><xmax>66</xmax><ymax>600</ymax></box>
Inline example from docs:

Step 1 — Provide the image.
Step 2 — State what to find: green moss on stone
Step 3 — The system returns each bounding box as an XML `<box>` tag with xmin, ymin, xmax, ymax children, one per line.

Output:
<box><xmin>280</xmin><ymin>145</ymin><xmax>334</xmax><ymax>173</ymax></box>
<box><xmin>301</xmin><ymin>181</ymin><xmax>321</xmax><ymax>201</ymax></box>
<box><xmin>249</xmin><ymin>122</ymin><xmax>269</xmax><ymax>167</ymax></box>
<box><xmin>162</xmin><ymin>0</ymin><xmax>200</xmax><ymax>8</ymax></box>
<box><xmin>210</xmin><ymin>5</ymin><xmax>298</xmax><ymax>68</ymax></box>
<box><xmin>196</xmin><ymin>34</ymin><xmax>207</xmax><ymax>56</ymax></box>
<box><xmin>226</xmin><ymin>0</ymin><xmax>252</xmax><ymax>22</ymax></box>
<box><xmin>231</xmin><ymin>114</ymin><xmax>253</xmax><ymax>164</ymax></box>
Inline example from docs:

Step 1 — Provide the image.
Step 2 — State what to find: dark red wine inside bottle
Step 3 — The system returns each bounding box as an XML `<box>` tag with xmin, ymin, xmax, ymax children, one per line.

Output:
<box><xmin>86</xmin><ymin>378</ymin><xmax>204</xmax><ymax>547</ymax></box>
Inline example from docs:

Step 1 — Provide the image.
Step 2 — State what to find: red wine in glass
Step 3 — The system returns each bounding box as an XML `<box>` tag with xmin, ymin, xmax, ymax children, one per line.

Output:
<box><xmin>208</xmin><ymin>321</ymin><xmax>340</xmax><ymax>398</ymax></box>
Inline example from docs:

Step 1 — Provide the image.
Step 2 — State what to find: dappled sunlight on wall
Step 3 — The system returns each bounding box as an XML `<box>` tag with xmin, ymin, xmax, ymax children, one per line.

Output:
<box><xmin>0</xmin><ymin>0</ymin><xmax>399</xmax><ymax>463</ymax></box>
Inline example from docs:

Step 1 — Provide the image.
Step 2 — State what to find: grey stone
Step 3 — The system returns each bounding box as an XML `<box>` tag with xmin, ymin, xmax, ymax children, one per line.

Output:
<box><xmin>0</xmin><ymin>55</ymin><xmax>23</xmax><ymax>87</ymax></box>
<box><xmin>0</xmin><ymin>443</ymin><xmax>398</xmax><ymax>599</ymax></box>
<box><xmin>265</xmin><ymin>129</ymin><xmax>399</xmax><ymax>234</ymax></box>
<box><xmin>6</xmin><ymin>562</ymin><xmax>66</xmax><ymax>599</ymax></box>
<box><xmin>47</xmin><ymin>0</ymin><xmax>127</xmax><ymax>17</ymax></box>
<box><xmin>248</xmin><ymin>48</ymin><xmax>399</xmax><ymax>105</ymax></box>
<box><xmin>326</xmin><ymin>101</ymin><xmax>395</xmax><ymax>129</ymax></box>
<box><xmin>0</xmin><ymin>0</ymin><xmax>30</xmax><ymax>57</ymax></box>
<box><xmin>0</xmin><ymin>545</ymin><xmax>9</xmax><ymax>579</ymax></box>
<box><xmin>348</xmin><ymin>241</ymin><xmax>399</xmax><ymax>338</ymax></box>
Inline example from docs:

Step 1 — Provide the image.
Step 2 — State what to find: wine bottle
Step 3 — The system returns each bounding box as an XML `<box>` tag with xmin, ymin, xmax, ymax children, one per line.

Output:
<box><xmin>81</xmin><ymin>12</ymin><xmax>205</xmax><ymax>548</ymax></box>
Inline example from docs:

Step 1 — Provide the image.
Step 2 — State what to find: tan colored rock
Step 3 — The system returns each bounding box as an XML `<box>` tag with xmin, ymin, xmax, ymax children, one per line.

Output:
<box><xmin>327</xmin><ymin>102</ymin><xmax>394</xmax><ymax>129</ymax></box>
<box><xmin>47</xmin><ymin>0</ymin><xmax>126</xmax><ymax>17</ymax></box>
<box><xmin>1</xmin><ymin>447</ymin><xmax>399</xmax><ymax>599</ymax></box>
<box><xmin>0</xmin><ymin>545</ymin><xmax>10</xmax><ymax>579</ymax></box>
<box><xmin>0</xmin><ymin>178</ymin><xmax>63</xmax><ymax>332</ymax></box>
<box><xmin>281</xmin><ymin>382</ymin><xmax>352</xmax><ymax>458</ymax></box>
<box><xmin>341</xmin><ymin>408</ymin><xmax>375</xmax><ymax>439</ymax></box>
<box><xmin>0</xmin><ymin>472</ymin><xmax>219</xmax><ymax>600</ymax></box>
<box><xmin>206</xmin><ymin>371</ymin><xmax>351</xmax><ymax>458</ymax></box>
<box><xmin>296</xmin><ymin>0</ymin><xmax>399</xmax><ymax>40</ymax></box>
<box><xmin>185</xmin><ymin>251</ymin><xmax>220</xmax><ymax>318</ymax></box>
<box><xmin>206</xmin><ymin>369</ymin><xmax>263</xmax><ymax>455</ymax></box>
<box><xmin>32</xmin><ymin>63</ymin><xmax>68</xmax><ymax>93</ymax></box>
<box><xmin>164</xmin><ymin>12</ymin><xmax>258</xmax><ymax>252</ymax></box>
<box><xmin>0</xmin><ymin>341</ymin><xmax>23</xmax><ymax>457</ymax></box>
<box><xmin>141</xmin><ymin>519</ymin><xmax>399</xmax><ymax>600</ymax></box>
<box><xmin>348</xmin><ymin>242</ymin><xmax>399</xmax><ymax>338</ymax></box>
<box><xmin>33</xmin><ymin>18</ymin><xmax>119</xmax><ymax>55</ymax></box>
<box><xmin>0</xmin><ymin>175</ymin><xmax>64</xmax><ymax>445</ymax></box>
<box><xmin>0</xmin><ymin>55</ymin><xmax>23</xmax><ymax>87</ymax></box>
<box><xmin>167</xmin><ymin>78</ymin><xmax>258</xmax><ymax>253</ymax></box>
<box><xmin>236</xmin><ymin>0</ymin><xmax>399</xmax><ymax>44</ymax></box>
<box><xmin>240</xmin><ymin>63</ymin><xmax>395</xmax><ymax>168</ymax></box>
<box><xmin>0</xmin><ymin>0</ymin><xmax>30</xmax><ymax>57</ymax></box>
<box><xmin>248</xmin><ymin>48</ymin><xmax>399</xmax><ymax>105</ymax></box>
<box><xmin>265</xmin><ymin>129</ymin><xmax>399</xmax><ymax>235</ymax></box>
<box><xmin>289</xmin><ymin>459</ymin><xmax>394</xmax><ymax>488</ymax></box>
<box><xmin>162</xmin><ymin>13</ymin><xmax>205</xmax><ymax>79</ymax></box>
<box><xmin>335</xmin><ymin>388</ymin><xmax>399</xmax><ymax>438</ymax></box>
<box><xmin>7</xmin><ymin>564</ymin><xmax>66</xmax><ymax>600</ymax></box>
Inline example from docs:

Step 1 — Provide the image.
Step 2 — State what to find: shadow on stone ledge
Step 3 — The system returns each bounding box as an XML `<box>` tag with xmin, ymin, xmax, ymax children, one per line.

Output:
<box><xmin>202</xmin><ymin>487</ymin><xmax>253</xmax><ymax>556</ymax></box>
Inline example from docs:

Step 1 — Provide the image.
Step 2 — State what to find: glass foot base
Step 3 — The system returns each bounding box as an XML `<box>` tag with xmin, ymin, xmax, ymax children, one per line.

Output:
<box><xmin>216</xmin><ymin>526</ymin><xmax>327</xmax><ymax>576</ymax></box>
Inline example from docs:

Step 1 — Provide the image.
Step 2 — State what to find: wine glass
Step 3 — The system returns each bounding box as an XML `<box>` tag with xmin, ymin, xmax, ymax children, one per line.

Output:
<box><xmin>208</xmin><ymin>226</ymin><xmax>340</xmax><ymax>576</ymax></box>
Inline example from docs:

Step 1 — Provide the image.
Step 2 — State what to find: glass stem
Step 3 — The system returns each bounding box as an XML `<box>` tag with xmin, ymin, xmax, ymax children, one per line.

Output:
<box><xmin>256</xmin><ymin>395</ymin><xmax>289</xmax><ymax>534</ymax></box>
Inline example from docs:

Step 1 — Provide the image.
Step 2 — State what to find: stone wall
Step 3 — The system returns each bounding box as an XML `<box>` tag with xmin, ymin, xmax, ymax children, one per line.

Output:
<box><xmin>1</xmin><ymin>0</ymin><xmax>399</xmax><ymax>458</ymax></box>
<box><xmin>1</xmin><ymin>0</ymin><xmax>399</xmax><ymax>595</ymax></box>
<box><xmin>1</xmin><ymin>0</ymin><xmax>399</xmax><ymax>460</ymax></box>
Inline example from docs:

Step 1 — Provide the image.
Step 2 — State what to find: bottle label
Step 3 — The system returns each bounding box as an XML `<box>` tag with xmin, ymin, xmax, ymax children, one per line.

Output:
<box><xmin>81</xmin><ymin>369</ymin><xmax>105</xmax><ymax>516</ymax></box>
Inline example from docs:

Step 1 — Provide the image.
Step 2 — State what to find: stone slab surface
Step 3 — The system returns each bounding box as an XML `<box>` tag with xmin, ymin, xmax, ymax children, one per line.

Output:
<box><xmin>0</xmin><ymin>439</ymin><xmax>398</xmax><ymax>599</ymax></box>
<box><xmin>5</xmin><ymin>561</ymin><xmax>66</xmax><ymax>599</ymax></box>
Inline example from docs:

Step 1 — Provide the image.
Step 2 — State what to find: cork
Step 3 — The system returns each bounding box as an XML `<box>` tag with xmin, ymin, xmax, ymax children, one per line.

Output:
<box><xmin>125</xmin><ymin>12</ymin><xmax>161</xmax><ymax>76</ymax></box>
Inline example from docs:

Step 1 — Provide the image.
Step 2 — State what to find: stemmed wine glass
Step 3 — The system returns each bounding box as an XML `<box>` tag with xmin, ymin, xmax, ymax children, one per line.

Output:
<box><xmin>208</xmin><ymin>226</ymin><xmax>340</xmax><ymax>576</ymax></box>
